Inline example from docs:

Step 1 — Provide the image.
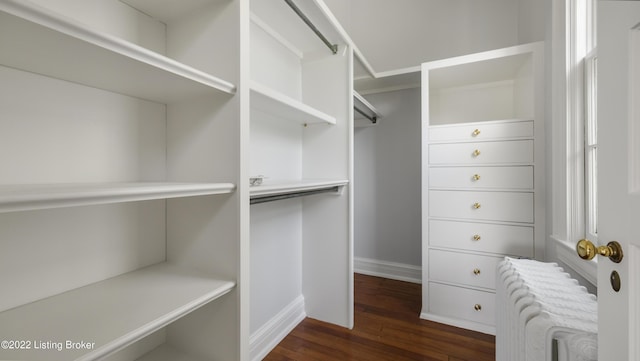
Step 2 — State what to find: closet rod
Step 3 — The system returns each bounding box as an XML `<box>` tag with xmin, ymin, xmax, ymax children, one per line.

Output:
<box><xmin>284</xmin><ymin>0</ymin><xmax>338</xmax><ymax>54</ymax></box>
<box><xmin>354</xmin><ymin>106</ymin><xmax>377</xmax><ymax>124</ymax></box>
<box><xmin>250</xmin><ymin>186</ymin><xmax>340</xmax><ymax>205</ymax></box>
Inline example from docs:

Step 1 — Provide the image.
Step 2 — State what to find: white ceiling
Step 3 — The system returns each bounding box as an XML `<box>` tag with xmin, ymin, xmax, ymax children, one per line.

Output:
<box><xmin>322</xmin><ymin>0</ymin><xmax>545</xmax><ymax>93</ymax></box>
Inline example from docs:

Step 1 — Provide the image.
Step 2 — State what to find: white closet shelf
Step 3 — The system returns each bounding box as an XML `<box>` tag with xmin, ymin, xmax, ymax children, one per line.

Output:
<box><xmin>0</xmin><ymin>262</ymin><xmax>235</xmax><ymax>361</ymax></box>
<box><xmin>136</xmin><ymin>344</ymin><xmax>206</xmax><ymax>361</ymax></box>
<box><xmin>250</xmin><ymin>179</ymin><xmax>348</xmax><ymax>197</ymax></box>
<box><xmin>0</xmin><ymin>0</ymin><xmax>236</xmax><ymax>103</ymax></box>
<box><xmin>251</xmin><ymin>82</ymin><xmax>336</xmax><ymax>125</ymax></box>
<box><xmin>0</xmin><ymin>182</ymin><xmax>235</xmax><ymax>213</ymax></box>
<box><xmin>428</xmin><ymin>118</ymin><xmax>533</xmax><ymax>128</ymax></box>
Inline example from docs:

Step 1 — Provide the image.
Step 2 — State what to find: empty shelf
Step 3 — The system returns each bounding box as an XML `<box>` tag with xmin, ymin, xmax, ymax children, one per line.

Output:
<box><xmin>0</xmin><ymin>182</ymin><xmax>235</xmax><ymax>213</ymax></box>
<box><xmin>0</xmin><ymin>0</ymin><xmax>236</xmax><ymax>103</ymax></box>
<box><xmin>0</xmin><ymin>262</ymin><xmax>235</xmax><ymax>361</ymax></box>
<box><xmin>250</xmin><ymin>179</ymin><xmax>348</xmax><ymax>204</ymax></box>
<box><xmin>251</xmin><ymin>82</ymin><xmax>336</xmax><ymax>125</ymax></box>
<box><xmin>136</xmin><ymin>344</ymin><xmax>206</xmax><ymax>361</ymax></box>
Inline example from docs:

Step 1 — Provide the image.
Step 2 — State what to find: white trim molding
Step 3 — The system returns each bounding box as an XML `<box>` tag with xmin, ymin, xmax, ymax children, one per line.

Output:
<box><xmin>553</xmin><ymin>234</ymin><xmax>597</xmax><ymax>286</ymax></box>
<box><xmin>249</xmin><ymin>296</ymin><xmax>306</xmax><ymax>361</ymax></box>
<box><xmin>354</xmin><ymin>257</ymin><xmax>422</xmax><ymax>284</ymax></box>
<box><xmin>629</xmin><ymin>24</ymin><xmax>640</xmax><ymax>195</ymax></box>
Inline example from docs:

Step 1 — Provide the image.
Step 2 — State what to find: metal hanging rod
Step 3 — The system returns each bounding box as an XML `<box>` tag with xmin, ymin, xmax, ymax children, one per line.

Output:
<box><xmin>284</xmin><ymin>0</ymin><xmax>338</xmax><ymax>54</ymax></box>
<box><xmin>354</xmin><ymin>106</ymin><xmax>377</xmax><ymax>124</ymax></box>
<box><xmin>250</xmin><ymin>186</ymin><xmax>340</xmax><ymax>205</ymax></box>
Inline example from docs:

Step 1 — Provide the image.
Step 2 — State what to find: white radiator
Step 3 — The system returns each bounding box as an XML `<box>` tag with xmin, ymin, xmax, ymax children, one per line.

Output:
<box><xmin>496</xmin><ymin>257</ymin><xmax>598</xmax><ymax>361</ymax></box>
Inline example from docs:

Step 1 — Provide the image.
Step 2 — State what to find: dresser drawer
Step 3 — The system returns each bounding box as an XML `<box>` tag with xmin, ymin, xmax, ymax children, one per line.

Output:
<box><xmin>429</xmin><ymin>140</ymin><xmax>533</xmax><ymax>165</ymax></box>
<box><xmin>429</xmin><ymin>219</ymin><xmax>534</xmax><ymax>257</ymax></box>
<box><xmin>429</xmin><ymin>190</ymin><xmax>533</xmax><ymax>223</ymax></box>
<box><xmin>429</xmin><ymin>250</ymin><xmax>501</xmax><ymax>289</ymax></box>
<box><xmin>429</xmin><ymin>166</ymin><xmax>533</xmax><ymax>189</ymax></box>
<box><xmin>429</xmin><ymin>120</ymin><xmax>533</xmax><ymax>142</ymax></box>
<box><xmin>428</xmin><ymin>282</ymin><xmax>495</xmax><ymax>326</ymax></box>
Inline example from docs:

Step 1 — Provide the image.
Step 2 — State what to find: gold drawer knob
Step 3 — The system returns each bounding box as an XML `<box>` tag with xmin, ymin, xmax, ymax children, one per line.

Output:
<box><xmin>472</xmin><ymin>174</ymin><xmax>481</xmax><ymax>181</ymax></box>
<box><xmin>473</xmin><ymin>234</ymin><xmax>481</xmax><ymax>241</ymax></box>
<box><xmin>473</xmin><ymin>268</ymin><xmax>481</xmax><ymax>275</ymax></box>
<box><xmin>472</xmin><ymin>129</ymin><xmax>481</xmax><ymax>136</ymax></box>
<box><xmin>474</xmin><ymin>304</ymin><xmax>482</xmax><ymax>311</ymax></box>
<box><xmin>472</xmin><ymin>149</ymin><xmax>481</xmax><ymax>157</ymax></box>
<box><xmin>473</xmin><ymin>202</ymin><xmax>481</xmax><ymax>209</ymax></box>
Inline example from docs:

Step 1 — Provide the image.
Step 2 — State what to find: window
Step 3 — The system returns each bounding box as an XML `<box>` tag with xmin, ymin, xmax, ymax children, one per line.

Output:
<box><xmin>551</xmin><ymin>0</ymin><xmax>598</xmax><ymax>284</ymax></box>
<box><xmin>579</xmin><ymin>0</ymin><xmax>597</xmax><ymax>241</ymax></box>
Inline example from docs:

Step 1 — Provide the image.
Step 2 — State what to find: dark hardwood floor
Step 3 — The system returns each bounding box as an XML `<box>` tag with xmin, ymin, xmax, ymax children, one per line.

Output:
<box><xmin>264</xmin><ymin>274</ymin><xmax>496</xmax><ymax>361</ymax></box>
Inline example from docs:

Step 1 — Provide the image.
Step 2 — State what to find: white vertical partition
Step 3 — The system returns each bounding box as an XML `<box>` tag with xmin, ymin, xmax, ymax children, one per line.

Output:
<box><xmin>301</xmin><ymin>47</ymin><xmax>353</xmax><ymax>327</ymax></box>
<box><xmin>248</xmin><ymin>0</ymin><xmax>353</xmax><ymax>358</ymax></box>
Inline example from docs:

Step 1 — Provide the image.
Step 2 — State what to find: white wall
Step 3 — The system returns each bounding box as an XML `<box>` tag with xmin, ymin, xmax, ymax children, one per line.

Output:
<box><xmin>354</xmin><ymin>89</ymin><xmax>422</xmax><ymax>276</ymax></box>
<box><xmin>518</xmin><ymin>0</ymin><xmax>547</xmax><ymax>44</ymax></box>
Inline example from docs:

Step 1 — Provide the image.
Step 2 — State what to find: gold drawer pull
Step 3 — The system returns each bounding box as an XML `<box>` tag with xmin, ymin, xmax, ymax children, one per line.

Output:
<box><xmin>473</xmin><ymin>202</ymin><xmax>481</xmax><ymax>209</ymax></box>
<box><xmin>473</xmin><ymin>234</ymin><xmax>481</xmax><ymax>241</ymax></box>
<box><xmin>473</xmin><ymin>268</ymin><xmax>481</xmax><ymax>275</ymax></box>
<box><xmin>474</xmin><ymin>304</ymin><xmax>482</xmax><ymax>311</ymax></box>
<box><xmin>472</xmin><ymin>174</ymin><xmax>481</xmax><ymax>181</ymax></box>
<box><xmin>472</xmin><ymin>149</ymin><xmax>481</xmax><ymax>157</ymax></box>
<box><xmin>472</xmin><ymin>129</ymin><xmax>481</xmax><ymax>137</ymax></box>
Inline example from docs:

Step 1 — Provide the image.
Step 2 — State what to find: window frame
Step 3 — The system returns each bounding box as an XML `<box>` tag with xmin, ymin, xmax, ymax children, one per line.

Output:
<box><xmin>584</xmin><ymin>49</ymin><xmax>598</xmax><ymax>242</ymax></box>
<box><xmin>550</xmin><ymin>0</ymin><xmax>598</xmax><ymax>285</ymax></box>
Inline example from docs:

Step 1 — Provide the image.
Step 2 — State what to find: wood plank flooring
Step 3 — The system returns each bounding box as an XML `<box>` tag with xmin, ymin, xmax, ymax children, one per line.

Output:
<box><xmin>264</xmin><ymin>274</ymin><xmax>495</xmax><ymax>361</ymax></box>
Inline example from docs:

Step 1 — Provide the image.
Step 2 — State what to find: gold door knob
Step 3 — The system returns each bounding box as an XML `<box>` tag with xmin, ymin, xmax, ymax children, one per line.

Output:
<box><xmin>576</xmin><ymin>239</ymin><xmax>624</xmax><ymax>263</ymax></box>
<box><xmin>473</xmin><ymin>268</ymin><xmax>481</xmax><ymax>275</ymax></box>
<box><xmin>472</xmin><ymin>149</ymin><xmax>481</xmax><ymax>157</ymax></box>
<box><xmin>472</xmin><ymin>174</ymin><xmax>481</xmax><ymax>181</ymax></box>
<box><xmin>473</xmin><ymin>202</ymin><xmax>481</xmax><ymax>209</ymax></box>
<box><xmin>473</xmin><ymin>234</ymin><xmax>481</xmax><ymax>241</ymax></box>
<box><xmin>474</xmin><ymin>304</ymin><xmax>482</xmax><ymax>311</ymax></box>
<box><xmin>472</xmin><ymin>129</ymin><xmax>481</xmax><ymax>137</ymax></box>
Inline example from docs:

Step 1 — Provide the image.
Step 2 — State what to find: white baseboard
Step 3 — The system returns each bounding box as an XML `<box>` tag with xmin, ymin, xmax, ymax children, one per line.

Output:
<box><xmin>354</xmin><ymin>257</ymin><xmax>422</xmax><ymax>284</ymax></box>
<box><xmin>249</xmin><ymin>295</ymin><xmax>306</xmax><ymax>361</ymax></box>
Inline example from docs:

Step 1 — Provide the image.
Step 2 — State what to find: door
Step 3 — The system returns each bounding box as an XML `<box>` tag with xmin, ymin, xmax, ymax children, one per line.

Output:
<box><xmin>595</xmin><ymin>2</ymin><xmax>640</xmax><ymax>360</ymax></box>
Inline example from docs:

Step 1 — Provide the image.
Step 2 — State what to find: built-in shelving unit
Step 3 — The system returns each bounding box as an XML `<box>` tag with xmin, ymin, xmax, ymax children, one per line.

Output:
<box><xmin>0</xmin><ymin>0</ymin><xmax>247</xmax><ymax>360</ymax></box>
<box><xmin>420</xmin><ymin>42</ymin><xmax>544</xmax><ymax>335</ymax></box>
<box><xmin>249</xmin><ymin>0</ymin><xmax>353</xmax><ymax>359</ymax></box>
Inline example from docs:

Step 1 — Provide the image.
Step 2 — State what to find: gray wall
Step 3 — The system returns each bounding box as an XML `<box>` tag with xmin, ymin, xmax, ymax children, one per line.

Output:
<box><xmin>354</xmin><ymin>88</ymin><xmax>422</xmax><ymax>267</ymax></box>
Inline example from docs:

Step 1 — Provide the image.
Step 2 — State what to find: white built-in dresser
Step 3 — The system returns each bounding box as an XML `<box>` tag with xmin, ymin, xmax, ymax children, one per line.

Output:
<box><xmin>420</xmin><ymin>42</ymin><xmax>545</xmax><ymax>335</ymax></box>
